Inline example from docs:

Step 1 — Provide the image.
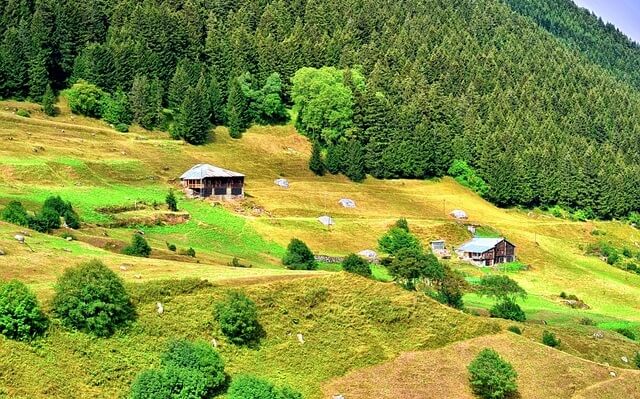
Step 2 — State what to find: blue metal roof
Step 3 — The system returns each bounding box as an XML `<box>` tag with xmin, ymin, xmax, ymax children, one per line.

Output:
<box><xmin>457</xmin><ymin>237</ymin><xmax>504</xmax><ymax>253</ymax></box>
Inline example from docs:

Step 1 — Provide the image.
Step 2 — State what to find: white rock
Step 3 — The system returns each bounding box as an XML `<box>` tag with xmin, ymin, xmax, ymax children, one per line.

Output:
<box><xmin>119</xmin><ymin>265</ymin><xmax>128</xmax><ymax>271</ymax></box>
<box><xmin>610</xmin><ymin>371</ymin><xmax>617</xmax><ymax>377</ymax></box>
<box><xmin>156</xmin><ymin>302</ymin><xmax>164</xmax><ymax>315</ymax></box>
<box><xmin>14</xmin><ymin>234</ymin><xmax>25</xmax><ymax>243</ymax></box>
<box><xmin>622</xmin><ymin>356</ymin><xmax>629</xmax><ymax>363</ymax></box>
<box><xmin>297</xmin><ymin>333</ymin><xmax>305</xmax><ymax>344</ymax></box>
<box><xmin>66</xmin><ymin>236</ymin><xmax>73</xmax><ymax>241</ymax></box>
<box><xmin>211</xmin><ymin>338</ymin><xmax>218</xmax><ymax>348</ymax></box>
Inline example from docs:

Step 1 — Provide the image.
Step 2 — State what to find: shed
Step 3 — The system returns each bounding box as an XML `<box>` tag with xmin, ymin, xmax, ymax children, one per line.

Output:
<box><xmin>180</xmin><ymin>164</ymin><xmax>244</xmax><ymax>199</ymax></box>
<box><xmin>456</xmin><ymin>237</ymin><xmax>516</xmax><ymax>267</ymax></box>
<box><xmin>430</xmin><ymin>240</ymin><xmax>446</xmax><ymax>251</ymax></box>
<box><xmin>318</xmin><ymin>215</ymin><xmax>335</xmax><ymax>226</ymax></box>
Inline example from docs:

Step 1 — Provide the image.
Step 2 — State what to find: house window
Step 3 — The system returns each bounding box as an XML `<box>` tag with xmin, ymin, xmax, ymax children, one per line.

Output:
<box><xmin>214</xmin><ymin>187</ymin><xmax>226</xmax><ymax>195</ymax></box>
<box><xmin>231</xmin><ymin>187</ymin><xmax>242</xmax><ymax>195</ymax></box>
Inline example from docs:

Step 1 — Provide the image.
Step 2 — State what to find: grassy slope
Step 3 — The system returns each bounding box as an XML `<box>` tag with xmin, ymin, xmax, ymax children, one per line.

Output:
<box><xmin>323</xmin><ymin>332</ymin><xmax>640</xmax><ymax>399</ymax></box>
<box><xmin>0</xmin><ymin>275</ymin><xmax>498</xmax><ymax>398</ymax></box>
<box><xmin>2</xmin><ymin>100</ymin><xmax>640</xmax><ymax>396</ymax></box>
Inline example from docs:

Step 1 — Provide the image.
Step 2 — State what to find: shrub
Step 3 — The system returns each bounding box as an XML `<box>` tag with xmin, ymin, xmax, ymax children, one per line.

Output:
<box><xmin>623</xmin><ymin>248</ymin><xmax>634</xmax><ymax>258</ymax></box>
<box><xmin>579</xmin><ymin>317</ymin><xmax>595</xmax><ymax>326</ymax></box>
<box><xmin>43</xmin><ymin>196</ymin><xmax>73</xmax><ymax>215</ymax></box>
<box><xmin>1</xmin><ymin>201</ymin><xmax>30</xmax><ymax>226</ymax></box>
<box><xmin>186</xmin><ymin>247</ymin><xmax>196</xmax><ymax>257</ymax></box>
<box><xmin>477</xmin><ymin>275</ymin><xmax>527</xmax><ymax>302</ymax></box>
<box><xmin>231</xmin><ymin>257</ymin><xmax>251</xmax><ymax>268</ymax></box>
<box><xmin>542</xmin><ymin>330</ymin><xmax>560</xmax><ymax>347</ymax></box>
<box><xmin>16</xmin><ymin>109</ymin><xmax>30</xmax><ymax>118</ymax></box>
<box><xmin>394</xmin><ymin>217</ymin><xmax>410</xmax><ymax>232</ymax></box>
<box><xmin>342</xmin><ymin>254</ymin><xmax>372</xmax><ymax>277</ymax></box>
<box><xmin>378</xmin><ymin>227</ymin><xmax>422</xmax><ymax>256</ymax></box>
<box><xmin>507</xmin><ymin>325</ymin><xmax>522</xmax><ymax>335</ymax></box>
<box><xmin>468</xmin><ymin>348</ymin><xmax>518</xmax><ymax>399</ymax></box>
<box><xmin>63</xmin><ymin>209</ymin><xmax>81</xmax><ymax>229</ymax></box>
<box><xmin>166</xmin><ymin>242</ymin><xmax>177</xmax><ymax>252</ymax></box>
<box><xmin>282</xmin><ymin>238</ymin><xmax>316</xmax><ymax>270</ymax></box>
<box><xmin>64</xmin><ymin>80</ymin><xmax>107</xmax><ymax>118</ymax></box>
<box><xmin>490</xmin><ymin>299</ymin><xmax>526</xmax><ymax>322</ymax></box>
<box><xmin>162</xmin><ymin>340</ymin><xmax>225</xmax><ymax>393</ymax></box>
<box><xmin>0</xmin><ymin>280</ymin><xmax>48</xmax><ymax>341</ymax></box>
<box><xmin>130</xmin><ymin>369</ymin><xmax>171</xmax><ymax>399</ymax></box>
<box><xmin>29</xmin><ymin>207</ymin><xmax>61</xmax><ymax>232</ymax></box>
<box><xmin>448</xmin><ymin>159</ymin><xmax>489</xmax><ymax>197</ymax></box>
<box><xmin>115</xmin><ymin>123</ymin><xmax>129</xmax><ymax>132</ymax></box>
<box><xmin>53</xmin><ymin>259</ymin><xmax>135</xmax><ymax>337</ymax></box>
<box><xmin>615</xmin><ymin>328</ymin><xmax>636</xmax><ymax>341</ymax></box>
<box><xmin>166</xmin><ymin>190</ymin><xmax>178</xmax><ymax>212</ymax></box>
<box><xmin>215</xmin><ymin>290</ymin><xmax>261</xmax><ymax>345</ymax></box>
<box><xmin>227</xmin><ymin>375</ymin><xmax>302</xmax><ymax>399</ymax></box>
<box><xmin>123</xmin><ymin>234</ymin><xmax>152</xmax><ymax>257</ymax></box>
<box><xmin>130</xmin><ymin>340</ymin><xmax>225</xmax><ymax>399</ymax></box>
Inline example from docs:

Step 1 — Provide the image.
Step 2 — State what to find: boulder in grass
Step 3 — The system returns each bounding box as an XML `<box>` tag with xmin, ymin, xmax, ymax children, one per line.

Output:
<box><xmin>318</xmin><ymin>216</ymin><xmax>334</xmax><ymax>226</ymax></box>
<box><xmin>274</xmin><ymin>178</ymin><xmax>289</xmax><ymax>188</ymax></box>
<box><xmin>338</xmin><ymin>198</ymin><xmax>356</xmax><ymax>208</ymax></box>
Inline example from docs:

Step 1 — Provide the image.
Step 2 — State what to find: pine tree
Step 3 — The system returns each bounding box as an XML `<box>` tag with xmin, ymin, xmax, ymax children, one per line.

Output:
<box><xmin>309</xmin><ymin>141</ymin><xmax>325</xmax><ymax>176</ymax></box>
<box><xmin>28</xmin><ymin>51</ymin><xmax>49</xmax><ymax>101</ymax></box>
<box><xmin>207</xmin><ymin>74</ymin><xmax>224</xmax><ymax>125</ymax></box>
<box><xmin>226</xmin><ymin>77</ymin><xmax>248</xmax><ymax>139</ymax></box>
<box><xmin>41</xmin><ymin>83</ymin><xmax>55</xmax><ymax>116</ymax></box>
<box><xmin>129</xmin><ymin>75</ymin><xmax>162</xmax><ymax>130</ymax></box>
<box><xmin>344</xmin><ymin>140</ymin><xmax>366</xmax><ymax>182</ymax></box>
<box><xmin>173</xmin><ymin>78</ymin><xmax>211</xmax><ymax>145</ymax></box>
<box><xmin>325</xmin><ymin>144</ymin><xmax>345</xmax><ymax>175</ymax></box>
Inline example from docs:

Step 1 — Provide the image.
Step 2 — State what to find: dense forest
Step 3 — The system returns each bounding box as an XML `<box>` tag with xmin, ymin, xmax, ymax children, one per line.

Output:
<box><xmin>2</xmin><ymin>0</ymin><xmax>640</xmax><ymax>219</ymax></box>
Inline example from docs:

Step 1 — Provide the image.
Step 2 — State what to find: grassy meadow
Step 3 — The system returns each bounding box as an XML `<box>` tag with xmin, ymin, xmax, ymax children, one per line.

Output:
<box><xmin>2</xmin><ymin>100</ymin><xmax>640</xmax><ymax>397</ymax></box>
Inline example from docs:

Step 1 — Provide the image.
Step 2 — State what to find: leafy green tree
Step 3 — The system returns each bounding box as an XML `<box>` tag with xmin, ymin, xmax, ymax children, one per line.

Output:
<box><xmin>1</xmin><ymin>201</ymin><xmax>30</xmax><ymax>226</ymax></box>
<box><xmin>436</xmin><ymin>266</ymin><xmax>468</xmax><ymax>309</ymax></box>
<box><xmin>378</xmin><ymin>227</ymin><xmax>422</xmax><ymax>256</ymax></box>
<box><xmin>53</xmin><ymin>259</ymin><xmax>136</xmax><ymax>337</ymax></box>
<box><xmin>395</xmin><ymin>218</ymin><xmax>410</xmax><ymax>232</ymax></box>
<box><xmin>64</xmin><ymin>80</ymin><xmax>107</xmax><ymax>118</ymax></box>
<box><xmin>166</xmin><ymin>190</ymin><xmax>178</xmax><ymax>212</ymax></box>
<box><xmin>0</xmin><ymin>280</ymin><xmax>48</xmax><ymax>341</ymax></box>
<box><xmin>43</xmin><ymin>196</ymin><xmax>72</xmax><ymax>216</ymax></box>
<box><xmin>342</xmin><ymin>254</ymin><xmax>372</xmax><ymax>277</ymax></box>
<box><xmin>387</xmin><ymin>248</ymin><xmax>444</xmax><ymax>290</ymax></box>
<box><xmin>282</xmin><ymin>238</ymin><xmax>316</xmax><ymax>270</ymax></box>
<box><xmin>29</xmin><ymin>207</ymin><xmax>61</xmax><ymax>233</ymax></box>
<box><xmin>256</xmin><ymin>72</ymin><xmax>288</xmax><ymax>124</ymax></box>
<box><xmin>468</xmin><ymin>348</ymin><xmax>518</xmax><ymax>399</ymax></box>
<box><xmin>123</xmin><ymin>234</ymin><xmax>152</xmax><ymax>258</ymax></box>
<box><xmin>490</xmin><ymin>299</ymin><xmax>526</xmax><ymax>322</ymax></box>
<box><xmin>308</xmin><ymin>141</ymin><xmax>325</xmax><ymax>176</ymax></box>
<box><xmin>215</xmin><ymin>290</ymin><xmax>261</xmax><ymax>345</ymax></box>
<box><xmin>130</xmin><ymin>369</ymin><xmax>171</xmax><ymax>399</ymax></box>
<box><xmin>477</xmin><ymin>275</ymin><xmax>527</xmax><ymax>302</ymax></box>
<box><xmin>41</xmin><ymin>83</ymin><xmax>56</xmax><ymax>116</ymax></box>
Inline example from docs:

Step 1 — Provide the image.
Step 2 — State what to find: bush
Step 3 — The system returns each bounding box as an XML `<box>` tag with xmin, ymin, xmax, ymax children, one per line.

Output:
<box><xmin>162</xmin><ymin>340</ymin><xmax>225</xmax><ymax>393</ymax></box>
<box><xmin>378</xmin><ymin>227</ymin><xmax>422</xmax><ymax>256</ymax></box>
<box><xmin>16</xmin><ymin>109</ymin><xmax>30</xmax><ymax>118</ymax></box>
<box><xmin>579</xmin><ymin>317</ymin><xmax>595</xmax><ymax>326</ymax></box>
<box><xmin>64</xmin><ymin>80</ymin><xmax>107</xmax><ymax>118</ymax></box>
<box><xmin>1</xmin><ymin>201</ymin><xmax>30</xmax><ymax>226</ymax></box>
<box><xmin>166</xmin><ymin>190</ymin><xmax>178</xmax><ymax>212</ymax></box>
<box><xmin>63</xmin><ymin>209</ymin><xmax>81</xmax><ymax>229</ymax></box>
<box><xmin>282</xmin><ymin>238</ymin><xmax>316</xmax><ymax>270</ymax></box>
<box><xmin>507</xmin><ymin>325</ymin><xmax>521</xmax><ymax>335</ymax></box>
<box><xmin>215</xmin><ymin>290</ymin><xmax>261</xmax><ymax>345</ymax></box>
<box><xmin>43</xmin><ymin>196</ymin><xmax>73</xmax><ymax>215</ymax></box>
<box><xmin>0</xmin><ymin>280</ymin><xmax>48</xmax><ymax>341</ymax></box>
<box><xmin>186</xmin><ymin>247</ymin><xmax>196</xmax><ymax>257</ymax></box>
<box><xmin>166</xmin><ymin>242</ymin><xmax>177</xmax><ymax>252</ymax></box>
<box><xmin>468</xmin><ymin>348</ymin><xmax>518</xmax><ymax>399</ymax></box>
<box><xmin>53</xmin><ymin>259</ymin><xmax>135</xmax><ymax>337</ymax></box>
<box><xmin>29</xmin><ymin>207</ymin><xmax>61</xmax><ymax>232</ymax></box>
<box><xmin>542</xmin><ymin>330</ymin><xmax>560</xmax><ymax>347</ymax></box>
<box><xmin>448</xmin><ymin>159</ymin><xmax>489</xmax><ymax>197</ymax></box>
<box><xmin>394</xmin><ymin>217</ymin><xmax>410</xmax><ymax>232</ymax></box>
<box><xmin>227</xmin><ymin>375</ymin><xmax>302</xmax><ymax>399</ymax></box>
<box><xmin>123</xmin><ymin>234</ymin><xmax>152</xmax><ymax>257</ymax></box>
<box><xmin>130</xmin><ymin>340</ymin><xmax>225</xmax><ymax>399</ymax></box>
<box><xmin>490</xmin><ymin>299</ymin><xmax>526</xmax><ymax>322</ymax></box>
<box><xmin>342</xmin><ymin>254</ymin><xmax>372</xmax><ymax>277</ymax></box>
<box><xmin>115</xmin><ymin>123</ymin><xmax>129</xmax><ymax>132</ymax></box>
<box><xmin>615</xmin><ymin>328</ymin><xmax>636</xmax><ymax>341</ymax></box>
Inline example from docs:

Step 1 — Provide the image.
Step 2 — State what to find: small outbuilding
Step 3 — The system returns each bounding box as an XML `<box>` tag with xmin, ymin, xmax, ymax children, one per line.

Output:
<box><xmin>180</xmin><ymin>164</ymin><xmax>245</xmax><ymax>200</ymax></box>
<box><xmin>338</xmin><ymin>199</ymin><xmax>356</xmax><ymax>208</ymax></box>
<box><xmin>318</xmin><ymin>215</ymin><xmax>335</xmax><ymax>226</ymax></box>
<box><xmin>430</xmin><ymin>240</ymin><xmax>451</xmax><ymax>259</ymax></box>
<box><xmin>456</xmin><ymin>237</ymin><xmax>516</xmax><ymax>267</ymax></box>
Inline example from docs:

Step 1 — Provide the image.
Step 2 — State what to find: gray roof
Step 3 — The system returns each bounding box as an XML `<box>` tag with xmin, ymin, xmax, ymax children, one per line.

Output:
<box><xmin>457</xmin><ymin>237</ymin><xmax>504</xmax><ymax>253</ymax></box>
<box><xmin>180</xmin><ymin>164</ymin><xmax>244</xmax><ymax>180</ymax></box>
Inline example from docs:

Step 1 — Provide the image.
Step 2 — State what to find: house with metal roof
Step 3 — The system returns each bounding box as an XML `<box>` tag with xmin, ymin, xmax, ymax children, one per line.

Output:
<box><xmin>456</xmin><ymin>237</ymin><xmax>516</xmax><ymax>266</ymax></box>
<box><xmin>180</xmin><ymin>164</ymin><xmax>245</xmax><ymax>199</ymax></box>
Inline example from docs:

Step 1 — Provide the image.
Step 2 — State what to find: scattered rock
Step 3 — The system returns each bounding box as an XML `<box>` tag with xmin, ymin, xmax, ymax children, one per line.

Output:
<box><xmin>66</xmin><ymin>236</ymin><xmax>73</xmax><ymax>241</ymax></box>
<box><xmin>211</xmin><ymin>338</ymin><xmax>218</xmax><ymax>348</ymax></box>
<box><xmin>622</xmin><ymin>356</ymin><xmax>629</xmax><ymax>363</ymax></box>
<box><xmin>156</xmin><ymin>302</ymin><xmax>164</xmax><ymax>315</ymax></box>
<box><xmin>134</xmin><ymin>274</ymin><xmax>142</xmax><ymax>279</ymax></box>
<box><xmin>609</xmin><ymin>371</ymin><xmax>617</xmax><ymax>378</ymax></box>
<box><xmin>119</xmin><ymin>265</ymin><xmax>128</xmax><ymax>271</ymax></box>
<box><xmin>297</xmin><ymin>333</ymin><xmax>305</xmax><ymax>344</ymax></box>
<box><xmin>274</xmin><ymin>178</ymin><xmax>289</xmax><ymax>188</ymax></box>
<box><xmin>593</xmin><ymin>331</ymin><xmax>605</xmax><ymax>339</ymax></box>
<box><xmin>14</xmin><ymin>234</ymin><xmax>25</xmax><ymax>243</ymax></box>
<box><xmin>0</xmin><ymin>249</ymin><xmax>5</xmax><ymax>255</ymax></box>
<box><xmin>20</xmin><ymin>231</ymin><xmax>31</xmax><ymax>237</ymax></box>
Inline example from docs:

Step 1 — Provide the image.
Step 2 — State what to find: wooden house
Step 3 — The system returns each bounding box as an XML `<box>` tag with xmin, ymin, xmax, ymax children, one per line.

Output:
<box><xmin>456</xmin><ymin>237</ymin><xmax>516</xmax><ymax>267</ymax></box>
<box><xmin>180</xmin><ymin>164</ymin><xmax>245</xmax><ymax>200</ymax></box>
